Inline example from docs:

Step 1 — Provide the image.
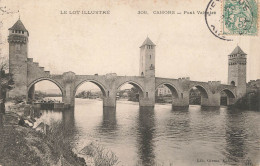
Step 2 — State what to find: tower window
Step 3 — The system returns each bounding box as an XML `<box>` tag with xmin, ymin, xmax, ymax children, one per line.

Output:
<box><xmin>231</xmin><ymin>81</ymin><xmax>235</xmax><ymax>86</ymax></box>
<box><xmin>150</xmin><ymin>64</ymin><xmax>154</xmax><ymax>70</ymax></box>
<box><xmin>12</xmin><ymin>30</ymin><xmax>14</xmax><ymax>33</ymax></box>
<box><xmin>22</xmin><ymin>31</ymin><xmax>24</xmax><ymax>34</ymax></box>
<box><xmin>108</xmin><ymin>91</ymin><xmax>110</xmax><ymax>97</ymax></box>
<box><xmin>15</xmin><ymin>30</ymin><xmax>18</xmax><ymax>33</ymax></box>
<box><xmin>146</xmin><ymin>92</ymin><xmax>148</xmax><ymax>98</ymax></box>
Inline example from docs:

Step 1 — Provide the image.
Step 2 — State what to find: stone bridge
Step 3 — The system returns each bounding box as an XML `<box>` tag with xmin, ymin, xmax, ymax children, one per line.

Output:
<box><xmin>24</xmin><ymin>58</ymin><xmax>237</xmax><ymax>108</ymax></box>
<box><xmin>7</xmin><ymin>19</ymin><xmax>241</xmax><ymax>109</ymax></box>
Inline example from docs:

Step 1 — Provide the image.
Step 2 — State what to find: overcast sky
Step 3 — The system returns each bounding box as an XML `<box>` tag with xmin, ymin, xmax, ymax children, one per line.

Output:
<box><xmin>1</xmin><ymin>0</ymin><xmax>259</xmax><ymax>92</ymax></box>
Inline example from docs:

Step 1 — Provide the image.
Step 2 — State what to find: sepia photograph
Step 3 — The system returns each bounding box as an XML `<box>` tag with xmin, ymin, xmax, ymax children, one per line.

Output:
<box><xmin>0</xmin><ymin>0</ymin><xmax>259</xmax><ymax>165</ymax></box>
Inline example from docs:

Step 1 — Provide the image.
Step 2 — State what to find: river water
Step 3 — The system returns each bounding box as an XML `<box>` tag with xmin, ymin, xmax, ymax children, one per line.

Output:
<box><xmin>36</xmin><ymin>98</ymin><xmax>260</xmax><ymax>166</ymax></box>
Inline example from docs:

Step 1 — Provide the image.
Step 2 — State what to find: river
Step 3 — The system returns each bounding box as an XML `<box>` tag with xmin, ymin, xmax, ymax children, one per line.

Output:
<box><xmin>36</xmin><ymin>98</ymin><xmax>260</xmax><ymax>166</ymax></box>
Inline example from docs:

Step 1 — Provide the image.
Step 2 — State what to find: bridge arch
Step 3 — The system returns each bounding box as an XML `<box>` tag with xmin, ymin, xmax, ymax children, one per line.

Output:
<box><xmin>74</xmin><ymin>80</ymin><xmax>107</xmax><ymax>97</ymax></box>
<box><xmin>189</xmin><ymin>85</ymin><xmax>209</xmax><ymax>98</ymax></box>
<box><xmin>27</xmin><ymin>77</ymin><xmax>65</xmax><ymax>95</ymax></box>
<box><xmin>219</xmin><ymin>88</ymin><xmax>236</xmax><ymax>106</ymax></box>
<box><xmin>155</xmin><ymin>83</ymin><xmax>179</xmax><ymax>98</ymax></box>
<box><xmin>220</xmin><ymin>89</ymin><xmax>236</xmax><ymax>99</ymax></box>
<box><xmin>117</xmin><ymin>81</ymin><xmax>144</xmax><ymax>98</ymax></box>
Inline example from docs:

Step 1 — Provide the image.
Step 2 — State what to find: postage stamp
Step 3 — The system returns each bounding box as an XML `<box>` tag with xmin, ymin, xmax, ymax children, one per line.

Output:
<box><xmin>223</xmin><ymin>0</ymin><xmax>258</xmax><ymax>36</ymax></box>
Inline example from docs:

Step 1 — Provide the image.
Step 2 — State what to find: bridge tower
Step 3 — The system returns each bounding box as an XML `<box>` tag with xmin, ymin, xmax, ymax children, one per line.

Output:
<box><xmin>228</xmin><ymin>46</ymin><xmax>247</xmax><ymax>98</ymax></box>
<box><xmin>138</xmin><ymin>37</ymin><xmax>156</xmax><ymax>107</ymax></box>
<box><xmin>139</xmin><ymin>37</ymin><xmax>156</xmax><ymax>77</ymax></box>
<box><xmin>8</xmin><ymin>19</ymin><xmax>29</xmax><ymax>98</ymax></box>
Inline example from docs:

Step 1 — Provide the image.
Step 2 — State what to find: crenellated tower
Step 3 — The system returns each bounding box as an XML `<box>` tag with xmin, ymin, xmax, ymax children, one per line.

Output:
<box><xmin>139</xmin><ymin>37</ymin><xmax>156</xmax><ymax>77</ymax></box>
<box><xmin>8</xmin><ymin>19</ymin><xmax>29</xmax><ymax>97</ymax></box>
<box><xmin>228</xmin><ymin>46</ymin><xmax>247</xmax><ymax>97</ymax></box>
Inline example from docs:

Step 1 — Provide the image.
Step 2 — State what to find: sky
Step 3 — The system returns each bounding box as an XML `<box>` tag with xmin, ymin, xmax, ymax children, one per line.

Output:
<box><xmin>1</xmin><ymin>0</ymin><xmax>259</xmax><ymax>92</ymax></box>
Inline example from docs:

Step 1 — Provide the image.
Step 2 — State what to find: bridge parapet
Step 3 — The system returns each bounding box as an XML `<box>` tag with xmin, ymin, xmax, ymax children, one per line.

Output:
<box><xmin>208</xmin><ymin>81</ymin><xmax>221</xmax><ymax>84</ymax></box>
<box><xmin>178</xmin><ymin>77</ymin><xmax>190</xmax><ymax>81</ymax></box>
<box><xmin>33</xmin><ymin>62</ymin><xmax>39</xmax><ymax>67</ymax></box>
<box><xmin>217</xmin><ymin>84</ymin><xmax>236</xmax><ymax>91</ymax></box>
<box><xmin>44</xmin><ymin>71</ymin><xmax>50</xmax><ymax>75</ymax></box>
<box><xmin>27</xmin><ymin>59</ymin><xmax>51</xmax><ymax>85</ymax></box>
<box><xmin>27</xmin><ymin>58</ymin><xmax>33</xmax><ymax>62</ymax></box>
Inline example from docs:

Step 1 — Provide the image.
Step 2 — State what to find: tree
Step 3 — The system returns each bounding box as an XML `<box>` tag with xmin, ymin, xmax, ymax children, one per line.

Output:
<box><xmin>0</xmin><ymin>57</ymin><xmax>14</xmax><ymax>113</ymax></box>
<box><xmin>128</xmin><ymin>87</ymin><xmax>139</xmax><ymax>102</ymax></box>
<box><xmin>0</xmin><ymin>7</ymin><xmax>18</xmax><ymax>114</ymax></box>
<box><xmin>76</xmin><ymin>90</ymin><xmax>92</xmax><ymax>98</ymax></box>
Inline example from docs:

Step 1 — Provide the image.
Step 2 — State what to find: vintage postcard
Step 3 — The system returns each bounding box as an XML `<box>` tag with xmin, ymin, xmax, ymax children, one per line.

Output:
<box><xmin>0</xmin><ymin>0</ymin><xmax>259</xmax><ymax>166</ymax></box>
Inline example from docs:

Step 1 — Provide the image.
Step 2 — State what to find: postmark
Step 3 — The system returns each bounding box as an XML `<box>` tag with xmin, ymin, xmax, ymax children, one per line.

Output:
<box><xmin>205</xmin><ymin>0</ymin><xmax>233</xmax><ymax>41</ymax></box>
<box><xmin>223</xmin><ymin>0</ymin><xmax>258</xmax><ymax>36</ymax></box>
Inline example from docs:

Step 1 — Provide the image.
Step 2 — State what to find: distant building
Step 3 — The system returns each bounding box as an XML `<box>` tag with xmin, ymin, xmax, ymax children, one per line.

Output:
<box><xmin>156</xmin><ymin>85</ymin><xmax>171</xmax><ymax>96</ymax></box>
<box><xmin>117</xmin><ymin>89</ymin><xmax>131</xmax><ymax>98</ymax></box>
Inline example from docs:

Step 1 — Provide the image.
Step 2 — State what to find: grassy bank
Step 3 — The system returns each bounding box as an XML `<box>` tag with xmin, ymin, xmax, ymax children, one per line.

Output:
<box><xmin>0</xmin><ymin>103</ymin><xmax>86</xmax><ymax>166</ymax></box>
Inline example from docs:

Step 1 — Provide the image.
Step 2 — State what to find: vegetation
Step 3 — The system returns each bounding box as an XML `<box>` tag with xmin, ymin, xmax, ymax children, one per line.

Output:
<box><xmin>189</xmin><ymin>96</ymin><xmax>201</xmax><ymax>105</ymax></box>
<box><xmin>80</xmin><ymin>142</ymin><xmax>119</xmax><ymax>166</ymax></box>
<box><xmin>76</xmin><ymin>90</ymin><xmax>101</xmax><ymax>99</ymax></box>
<box><xmin>34</xmin><ymin>90</ymin><xmax>61</xmax><ymax>100</ymax></box>
<box><xmin>189</xmin><ymin>88</ymin><xmax>201</xmax><ymax>105</ymax></box>
<box><xmin>234</xmin><ymin>91</ymin><xmax>259</xmax><ymax>110</ymax></box>
<box><xmin>76</xmin><ymin>90</ymin><xmax>93</xmax><ymax>98</ymax></box>
<box><xmin>128</xmin><ymin>87</ymin><xmax>139</xmax><ymax>102</ymax></box>
<box><xmin>0</xmin><ymin>57</ymin><xmax>14</xmax><ymax>113</ymax></box>
<box><xmin>47</xmin><ymin>120</ymin><xmax>86</xmax><ymax>165</ymax></box>
<box><xmin>0</xmin><ymin>103</ymin><xmax>86</xmax><ymax>166</ymax></box>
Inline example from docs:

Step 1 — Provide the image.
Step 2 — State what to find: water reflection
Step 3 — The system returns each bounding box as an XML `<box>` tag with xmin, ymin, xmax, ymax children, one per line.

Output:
<box><xmin>137</xmin><ymin>107</ymin><xmax>156</xmax><ymax>166</ymax></box>
<box><xmin>167</xmin><ymin>108</ymin><xmax>191</xmax><ymax>141</ymax></box>
<box><xmin>201</xmin><ymin>106</ymin><xmax>221</xmax><ymax>112</ymax></box>
<box><xmin>99</xmin><ymin>107</ymin><xmax>118</xmax><ymax>135</ymax></box>
<box><xmin>36</xmin><ymin>108</ymin><xmax>78</xmax><ymax>147</ymax></box>
<box><xmin>225</xmin><ymin>109</ymin><xmax>247</xmax><ymax>165</ymax></box>
<box><xmin>200</xmin><ymin>106</ymin><xmax>221</xmax><ymax>117</ymax></box>
<box><xmin>62</xmin><ymin>109</ymin><xmax>76</xmax><ymax>138</ymax></box>
<box><xmin>33</xmin><ymin>100</ymin><xmax>260</xmax><ymax>166</ymax></box>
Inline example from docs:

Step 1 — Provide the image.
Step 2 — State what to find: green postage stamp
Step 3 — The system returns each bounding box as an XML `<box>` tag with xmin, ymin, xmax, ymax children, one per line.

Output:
<box><xmin>223</xmin><ymin>0</ymin><xmax>258</xmax><ymax>35</ymax></box>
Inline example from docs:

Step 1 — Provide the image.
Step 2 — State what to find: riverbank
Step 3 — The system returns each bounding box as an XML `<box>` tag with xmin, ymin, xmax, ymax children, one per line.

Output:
<box><xmin>0</xmin><ymin>102</ymin><xmax>86</xmax><ymax>166</ymax></box>
<box><xmin>232</xmin><ymin>91</ymin><xmax>259</xmax><ymax>111</ymax></box>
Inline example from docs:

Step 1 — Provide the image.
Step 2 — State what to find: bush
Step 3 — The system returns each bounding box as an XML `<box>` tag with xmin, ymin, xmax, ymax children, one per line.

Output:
<box><xmin>46</xmin><ymin>121</ymin><xmax>86</xmax><ymax>165</ymax></box>
<box><xmin>234</xmin><ymin>92</ymin><xmax>259</xmax><ymax>110</ymax></box>
<box><xmin>10</xmin><ymin>95</ymin><xmax>27</xmax><ymax>104</ymax></box>
<box><xmin>80</xmin><ymin>142</ymin><xmax>119</xmax><ymax>166</ymax></box>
